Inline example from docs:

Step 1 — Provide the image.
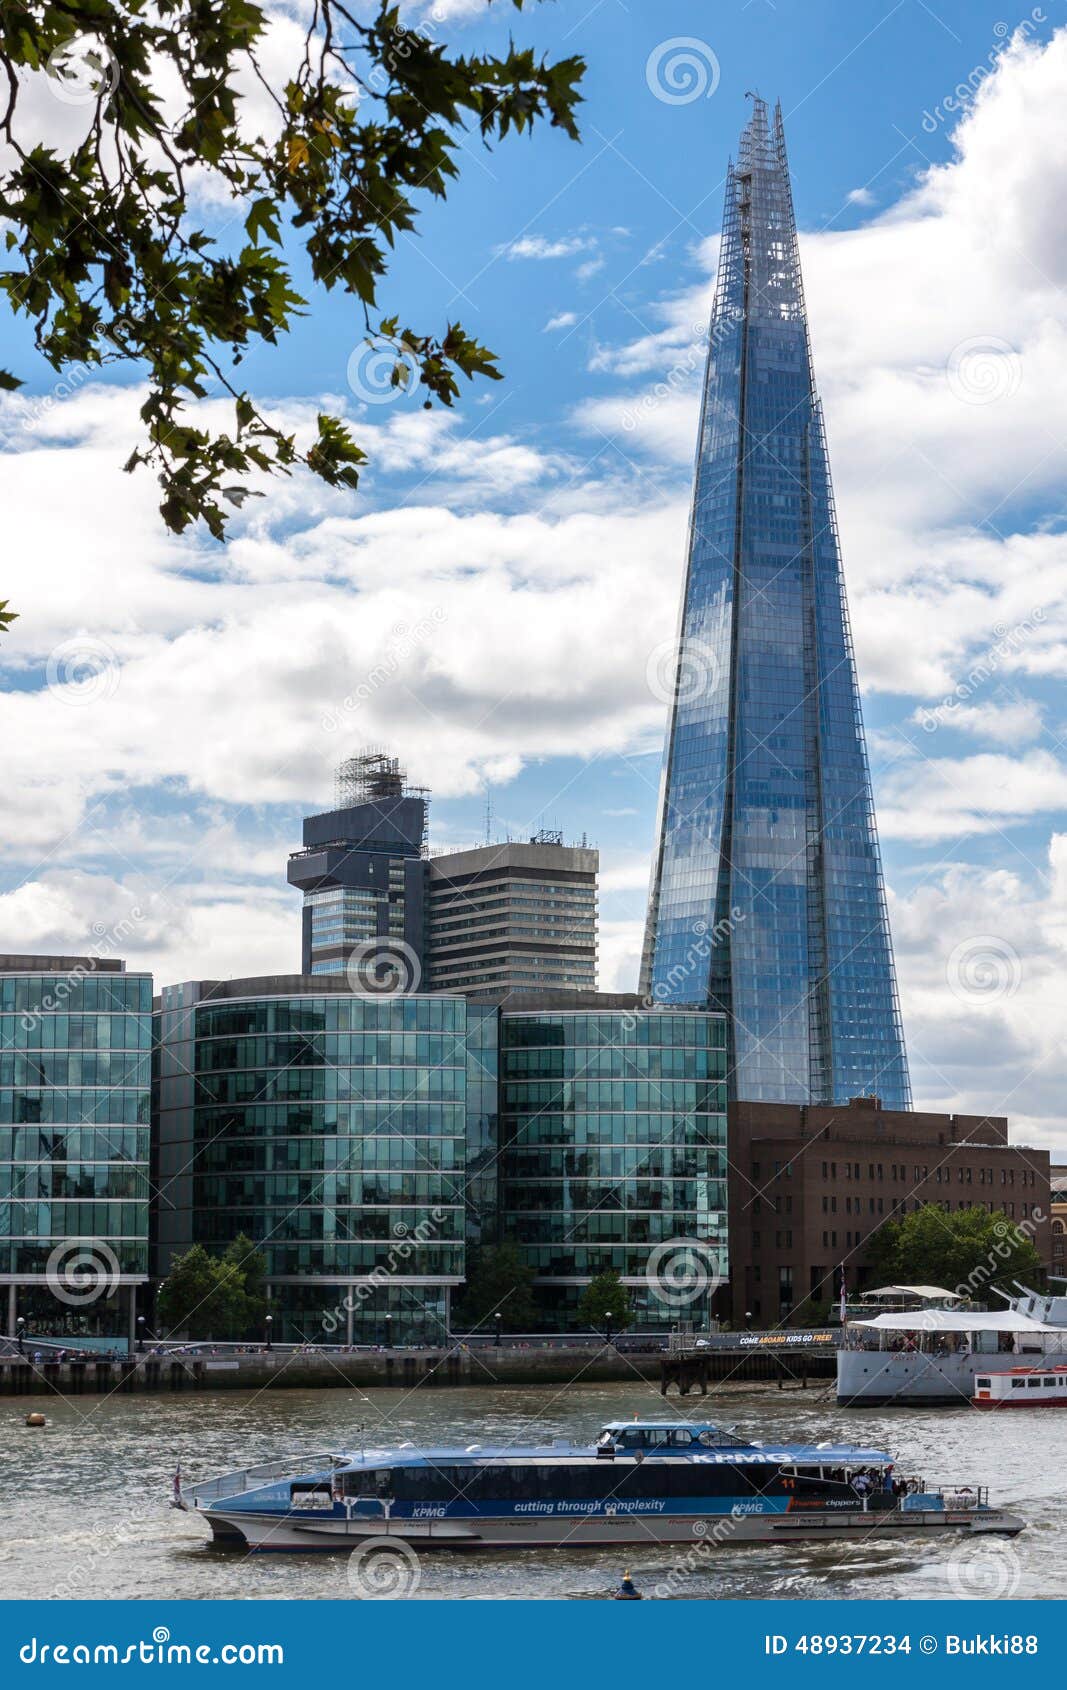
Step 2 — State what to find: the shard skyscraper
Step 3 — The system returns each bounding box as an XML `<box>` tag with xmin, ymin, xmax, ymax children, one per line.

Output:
<box><xmin>640</xmin><ymin>98</ymin><xmax>910</xmax><ymax>1111</ymax></box>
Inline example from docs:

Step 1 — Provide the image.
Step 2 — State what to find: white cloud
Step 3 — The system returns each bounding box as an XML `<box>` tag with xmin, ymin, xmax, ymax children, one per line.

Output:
<box><xmin>892</xmin><ymin>842</ymin><xmax>1067</xmax><ymax>1149</ymax></box>
<box><xmin>845</xmin><ymin>186</ymin><xmax>875</xmax><ymax>207</ymax></box>
<box><xmin>500</xmin><ymin>234</ymin><xmax>596</xmax><ymax>261</ymax></box>
<box><xmin>0</xmin><ymin>384</ymin><xmax>690</xmax><ymax>871</ymax></box>
<box><xmin>0</xmin><ymin>869</ymin><xmax>298</xmax><ymax>986</ymax></box>
<box><xmin>911</xmin><ymin>696</ymin><xmax>1045</xmax><ymax>747</ymax></box>
<box><xmin>879</xmin><ymin>749</ymin><xmax>1067</xmax><ymax>843</ymax></box>
<box><xmin>544</xmin><ymin>312</ymin><xmax>578</xmax><ymax>332</ymax></box>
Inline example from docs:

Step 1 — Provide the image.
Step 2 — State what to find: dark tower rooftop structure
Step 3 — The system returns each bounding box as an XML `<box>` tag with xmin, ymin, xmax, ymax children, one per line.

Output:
<box><xmin>640</xmin><ymin>98</ymin><xmax>910</xmax><ymax>1111</ymax></box>
<box><xmin>287</xmin><ymin>750</ymin><xmax>429</xmax><ymax>984</ymax></box>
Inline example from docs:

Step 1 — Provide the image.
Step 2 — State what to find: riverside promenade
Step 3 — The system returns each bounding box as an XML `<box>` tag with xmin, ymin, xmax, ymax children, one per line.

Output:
<box><xmin>0</xmin><ymin>1333</ymin><xmax>838</xmax><ymax>1396</ymax></box>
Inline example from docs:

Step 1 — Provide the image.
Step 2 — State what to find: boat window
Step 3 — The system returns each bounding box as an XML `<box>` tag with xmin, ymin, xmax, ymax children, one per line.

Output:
<box><xmin>1011</xmin><ymin>1379</ymin><xmax>1025</xmax><ymax>1390</ymax></box>
<box><xmin>290</xmin><ymin>1483</ymin><xmax>333</xmax><ymax>1511</ymax></box>
<box><xmin>1045</xmin><ymin>1378</ymin><xmax>1057</xmax><ymax>1388</ymax></box>
<box><xmin>1027</xmin><ymin>1378</ymin><xmax>1042</xmax><ymax>1388</ymax></box>
<box><xmin>974</xmin><ymin>1377</ymin><xmax>990</xmax><ymax>1389</ymax></box>
<box><xmin>342</xmin><ymin>1467</ymin><xmax>391</xmax><ymax>1497</ymax></box>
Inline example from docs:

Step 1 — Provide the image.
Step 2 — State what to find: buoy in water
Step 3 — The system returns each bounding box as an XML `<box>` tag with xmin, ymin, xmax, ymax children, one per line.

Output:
<box><xmin>25</xmin><ymin>1412</ymin><xmax>46</xmax><ymax>1427</ymax></box>
<box><xmin>612</xmin><ymin>1569</ymin><xmax>643</xmax><ymax>1600</ymax></box>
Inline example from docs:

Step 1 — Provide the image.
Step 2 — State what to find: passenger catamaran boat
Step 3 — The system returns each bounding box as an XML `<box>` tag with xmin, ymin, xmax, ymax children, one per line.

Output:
<box><xmin>176</xmin><ymin>1420</ymin><xmax>1023</xmax><ymax>1550</ymax></box>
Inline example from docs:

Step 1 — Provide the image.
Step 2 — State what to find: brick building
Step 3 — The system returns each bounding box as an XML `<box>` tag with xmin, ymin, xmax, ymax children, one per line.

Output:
<box><xmin>1051</xmin><ymin>1165</ymin><xmax>1067</xmax><ymax>1282</ymax></box>
<box><xmin>727</xmin><ymin>1096</ymin><xmax>1050</xmax><ymax>1328</ymax></box>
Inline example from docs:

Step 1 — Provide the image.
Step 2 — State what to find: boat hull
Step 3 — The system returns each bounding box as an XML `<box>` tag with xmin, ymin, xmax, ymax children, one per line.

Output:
<box><xmin>198</xmin><ymin>1505</ymin><xmax>1025</xmax><ymax>1552</ymax></box>
<box><xmin>836</xmin><ymin>1348</ymin><xmax>1044</xmax><ymax>1405</ymax></box>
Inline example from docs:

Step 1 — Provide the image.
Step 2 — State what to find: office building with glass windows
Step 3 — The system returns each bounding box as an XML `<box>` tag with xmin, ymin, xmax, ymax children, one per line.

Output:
<box><xmin>287</xmin><ymin>751</ymin><xmax>428</xmax><ymax>986</ymax></box>
<box><xmin>0</xmin><ymin>954</ymin><xmax>152</xmax><ymax>1342</ymax></box>
<box><xmin>426</xmin><ymin>837</ymin><xmax>598</xmax><ymax>996</ymax></box>
<box><xmin>640</xmin><ymin>98</ymin><xmax>910</xmax><ymax>1112</ymax></box>
<box><xmin>496</xmin><ymin>994</ymin><xmax>728</xmax><ymax>1330</ymax></box>
<box><xmin>153</xmin><ymin>976</ymin><xmax>466</xmax><ymax>1342</ymax></box>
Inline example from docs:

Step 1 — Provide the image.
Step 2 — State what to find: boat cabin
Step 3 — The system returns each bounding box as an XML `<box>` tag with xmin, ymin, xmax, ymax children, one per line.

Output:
<box><xmin>972</xmin><ymin>1365</ymin><xmax>1067</xmax><ymax>1408</ymax></box>
<box><xmin>595</xmin><ymin>1421</ymin><xmax>744</xmax><ymax>1456</ymax></box>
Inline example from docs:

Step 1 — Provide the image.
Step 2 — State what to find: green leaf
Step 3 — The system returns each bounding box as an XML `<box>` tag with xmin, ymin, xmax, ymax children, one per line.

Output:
<box><xmin>0</xmin><ymin>0</ymin><xmax>584</xmax><ymax>537</ymax></box>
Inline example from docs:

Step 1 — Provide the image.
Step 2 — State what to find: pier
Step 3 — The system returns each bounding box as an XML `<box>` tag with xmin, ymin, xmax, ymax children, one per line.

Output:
<box><xmin>0</xmin><ymin>1331</ymin><xmax>838</xmax><ymax>1397</ymax></box>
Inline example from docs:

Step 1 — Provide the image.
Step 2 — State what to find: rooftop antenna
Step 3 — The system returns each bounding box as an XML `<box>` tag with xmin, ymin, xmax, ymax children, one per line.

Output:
<box><xmin>484</xmin><ymin>785</ymin><xmax>492</xmax><ymax>846</ymax></box>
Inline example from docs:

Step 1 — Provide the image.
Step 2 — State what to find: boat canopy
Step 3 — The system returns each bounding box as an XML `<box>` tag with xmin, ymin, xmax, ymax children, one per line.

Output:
<box><xmin>861</xmin><ymin>1284</ymin><xmax>965</xmax><ymax>1303</ymax></box>
<box><xmin>849</xmin><ymin>1310</ymin><xmax>1055</xmax><ymax>1333</ymax></box>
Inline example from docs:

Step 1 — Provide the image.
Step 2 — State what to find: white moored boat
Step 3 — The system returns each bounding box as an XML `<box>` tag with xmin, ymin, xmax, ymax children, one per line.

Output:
<box><xmin>972</xmin><ymin>1365</ymin><xmax>1067</xmax><ymax>1408</ymax></box>
<box><xmin>837</xmin><ymin>1285</ymin><xmax>1067</xmax><ymax>1405</ymax></box>
<box><xmin>174</xmin><ymin>1418</ymin><xmax>1024</xmax><ymax>1551</ymax></box>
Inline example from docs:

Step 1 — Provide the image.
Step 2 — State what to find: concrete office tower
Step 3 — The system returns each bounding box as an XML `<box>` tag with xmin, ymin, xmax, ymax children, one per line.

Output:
<box><xmin>426</xmin><ymin>833</ymin><xmax>598</xmax><ymax>996</ymax></box>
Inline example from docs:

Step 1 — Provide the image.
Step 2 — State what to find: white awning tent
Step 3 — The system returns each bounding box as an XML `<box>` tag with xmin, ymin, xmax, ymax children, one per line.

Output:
<box><xmin>849</xmin><ymin>1310</ymin><xmax>1055</xmax><ymax>1333</ymax></box>
<box><xmin>860</xmin><ymin>1284</ymin><xmax>965</xmax><ymax>1303</ymax></box>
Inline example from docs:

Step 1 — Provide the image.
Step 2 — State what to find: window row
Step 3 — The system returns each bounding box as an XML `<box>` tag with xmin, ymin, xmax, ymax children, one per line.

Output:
<box><xmin>193</xmin><ymin>999</ymin><xmax>465</xmax><ymax>1038</ymax></box>
<box><xmin>196</xmin><ymin>1034</ymin><xmax>466</xmax><ymax>1073</ymax></box>
<box><xmin>0</xmin><ymin>977</ymin><xmax>151</xmax><ymax>1015</ymax></box>
<box><xmin>0</xmin><ymin>1091</ymin><xmax>150</xmax><ymax>1125</ymax></box>
<box><xmin>0</xmin><ymin>1013</ymin><xmax>152</xmax><ymax>1053</ymax></box>
<box><xmin>0</xmin><ymin>1054</ymin><xmax>150</xmax><ymax>1089</ymax></box>
<box><xmin>195</xmin><ymin>1067</ymin><xmax>465</xmax><ymax>1105</ymax></box>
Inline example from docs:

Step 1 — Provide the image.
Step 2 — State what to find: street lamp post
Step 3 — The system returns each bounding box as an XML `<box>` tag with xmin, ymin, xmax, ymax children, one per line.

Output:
<box><xmin>745</xmin><ymin>1310</ymin><xmax>753</xmax><ymax>1331</ymax></box>
<box><xmin>265</xmin><ymin>1314</ymin><xmax>273</xmax><ymax>1353</ymax></box>
<box><xmin>16</xmin><ymin>1316</ymin><xmax>25</xmax><ymax>1356</ymax></box>
<box><xmin>494</xmin><ymin>1313</ymin><xmax>501</xmax><ymax>1348</ymax></box>
<box><xmin>604</xmin><ymin>1313</ymin><xmax>613</xmax><ymax>1347</ymax></box>
<box><xmin>385</xmin><ymin>1314</ymin><xmax>393</xmax><ymax>1349</ymax></box>
<box><xmin>137</xmin><ymin>1315</ymin><xmax>145</xmax><ymax>1355</ymax></box>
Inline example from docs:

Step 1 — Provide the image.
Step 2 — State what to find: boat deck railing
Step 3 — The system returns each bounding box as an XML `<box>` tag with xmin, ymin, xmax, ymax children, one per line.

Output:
<box><xmin>934</xmin><ymin>1485</ymin><xmax>988</xmax><ymax>1510</ymax></box>
<box><xmin>190</xmin><ymin>1453</ymin><xmax>340</xmax><ymax>1505</ymax></box>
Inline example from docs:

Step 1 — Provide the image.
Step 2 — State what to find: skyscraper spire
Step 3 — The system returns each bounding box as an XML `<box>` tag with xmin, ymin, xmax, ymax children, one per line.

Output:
<box><xmin>640</xmin><ymin>101</ymin><xmax>910</xmax><ymax>1110</ymax></box>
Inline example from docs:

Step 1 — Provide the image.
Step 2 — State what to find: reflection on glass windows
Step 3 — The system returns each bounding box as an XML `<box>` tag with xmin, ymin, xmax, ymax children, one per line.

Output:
<box><xmin>641</xmin><ymin>99</ymin><xmax>910</xmax><ymax>1112</ymax></box>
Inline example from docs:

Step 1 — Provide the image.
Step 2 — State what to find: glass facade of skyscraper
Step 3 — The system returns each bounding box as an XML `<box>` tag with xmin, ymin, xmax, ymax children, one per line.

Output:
<box><xmin>498</xmin><ymin>1007</ymin><xmax>728</xmax><ymax>1329</ymax></box>
<box><xmin>641</xmin><ymin>99</ymin><xmax>910</xmax><ymax>1111</ymax></box>
<box><xmin>0</xmin><ymin>957</ymin><xmax>152</xmax><ymax>1336</ymax></box>
<box><xmin>154</xmin><ymin>981</ymin><xmax>466</xmax><ymax>1342</ymax></box>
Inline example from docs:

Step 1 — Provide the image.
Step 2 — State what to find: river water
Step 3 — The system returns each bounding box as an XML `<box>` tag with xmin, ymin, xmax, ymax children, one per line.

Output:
<box><xmin>2</xmin><ymin>1380</ymin><xmax>1062</xmax><ymax>1601</ymax></box>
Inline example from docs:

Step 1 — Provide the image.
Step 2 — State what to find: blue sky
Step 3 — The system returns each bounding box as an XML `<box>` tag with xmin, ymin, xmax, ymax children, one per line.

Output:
<box><xmin>2</xmin><ymin>0</ymin><xmax>1067</xmax><ymax>1148</ymax></box>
